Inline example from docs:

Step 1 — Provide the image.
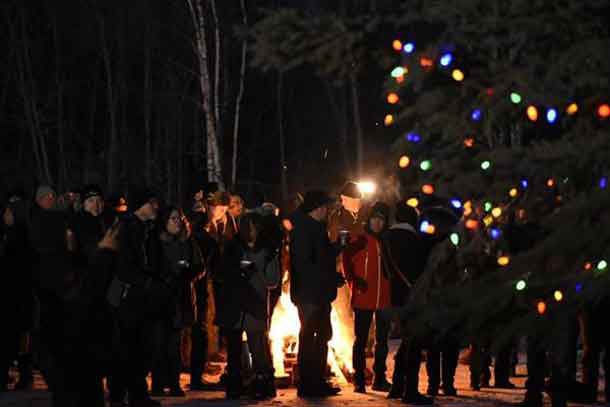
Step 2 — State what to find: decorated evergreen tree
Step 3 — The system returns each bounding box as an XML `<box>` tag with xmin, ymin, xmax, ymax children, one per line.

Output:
<box><xmin>382</xmin><ymin>0</ymin><xmax>610</xmax><ymax>344</ymax></box>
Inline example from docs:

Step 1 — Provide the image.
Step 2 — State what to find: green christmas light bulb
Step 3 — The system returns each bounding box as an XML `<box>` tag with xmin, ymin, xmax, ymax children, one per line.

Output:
<box><xmin>516</xmin><ymin>280</ymin><xmax>526</xmax><ymax>291</ymax></box>
<box><xmin>450</xmin><ymin>233</ymin><xmax>460</xmax><ymax>246</ymax></box>
<box><xmin>510</xmin><ymin>92</ymin><xmax>522</xmax><ymax>104</ymax></box>
<box><xmin>481</xmin><ymin>160</ymin><xmax>491</xmax><ymax>170</ymax></box>
<box><xmin>420</xmin><ymin>160</ymin><xmax>432</xmax><ymax>171</ymax></box>
<box><xmin>484</xmin><ymin>201</ymin><xmax>493</xmax><ymax>212</ymax></box>
<box><xmin>598</xmin><ymin>260</ymin><xmax>608</xmax><ymax>271</ymax></box>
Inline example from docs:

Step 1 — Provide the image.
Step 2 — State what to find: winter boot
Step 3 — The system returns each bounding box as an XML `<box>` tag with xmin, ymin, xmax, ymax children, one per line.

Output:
<box><xmin>372</xmin><ymin>376</ymin><xmax>392</xmax><ymax>392</ymax></box>
<box><xmin>15</xmin><ymin>354</ymin><xmax>33</xmax><ymax>390</ymax></box>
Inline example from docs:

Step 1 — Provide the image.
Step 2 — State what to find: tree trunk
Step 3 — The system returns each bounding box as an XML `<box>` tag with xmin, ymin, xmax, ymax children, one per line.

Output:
<box><xmin>143</xmin><ymin>19</ymin><xmax>153</xmax><ymax>186</ymax></box>
<box><xmin>98</xmin><ymin>15</ymin><xmax>119</xmax><ymax>194</ymax></box>
<box><xmin>52</xmin><ymin>16</ymin><xmax>68</xmax><ymax>191</ymax></box>
<box><xmin>349</xmin><ymin>73</ymin><xmax>364</xmax><ymax>177</ymax></box>
<box><xmin>210</xmin><ymin>0</ymin><xmax>222</xmax><ymax>153</ymax></box>
<box><xmin>231</xmin><ymin>0</ymin><xmax>248</xmax><ymax>189</ymax></box>
<box><xmin>277</xmin><ymin>72</ymin><xmax>288</xmax><ymax>202</ymax></box>
<box><xmin>19</xmin><ymin>8</ymin><xmax>52</xmax><ymax>184</ymax></box>
<box><xmin>186</xmin><ymin>0</ymin><xmax>224</xmax><ymax>188</ymax></box>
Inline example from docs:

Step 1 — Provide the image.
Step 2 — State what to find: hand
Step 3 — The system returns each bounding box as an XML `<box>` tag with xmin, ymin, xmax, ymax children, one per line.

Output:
<box><xmin>2</xmin><ymin>207</ymin><xmax>14</xmax><ymax>227</ymax></box>
<box><xmin>98</xmin><ymin>223</ymin><xmax>121</xmax><ymax>251</ymax></box>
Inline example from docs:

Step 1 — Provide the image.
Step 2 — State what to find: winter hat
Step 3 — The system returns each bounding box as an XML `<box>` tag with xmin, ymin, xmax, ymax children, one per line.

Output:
<box><xmin>35</xmin><ymin>185</ymin><xmax>56</xmax><ymax>202</ymax></box>
<box><xmin>207</xmin><ymin>191</ymin><xmax>231</xmax><ymax>207</ymax></box>
<box><xmin>395</xmin><ymin>201</ymin><xmax>418</xmax><ymax>226</ymax></box>
<box><xmin>128</xmin><ymin>186</ymin><xmax>157</xmax><ymax>212</ymax></box>
<box><xmin>369</xmin><ymin>202</ymin><xmax>390</xmax><ymax>222</ymax></box>
<box><xmin>340</xmin><ymin>181</ymin><xmax>362</xmax><ymax>200</ymax></box>
<box><xmin>300</xmin><ymin>190</ymin><xmax>335</xmax><ymax>214</ymax></box>
<box><xmin>81</xmin><ymin>184</ymin><xmax>103</xmax><ymax>203</ymax></box>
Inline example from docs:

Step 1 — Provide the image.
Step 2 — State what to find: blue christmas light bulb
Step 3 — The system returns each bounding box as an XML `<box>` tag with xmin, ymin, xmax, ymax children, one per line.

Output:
<box><xmin>600</xmin><ymin>177</ymin><xmax>608</xmax><ymax>189</ymax></box>
<box><xmin>521</xmin><ymin>179</ymin><xmax>529</xmax><ymax>189</ymax></box>
<box><xmin>450</xmin><ymin>199</ymin><xmax>462</xmax><ymax>209</ymax></box>
<box><xmin>419</xmin><ymin>220</ymin><xmax>430</xmax><ymax>233</ymax></box>
<box><xmin>546</xmin><ymin>108</ymin><xmax>558</xmax><ymax>124</ymax></box>
<box><xmin>440</xmin><ymin>53</ymin><xmax>453</xmax><ymax>67</ymax></box>
<box><xmin>490</xmin><ymin>228</ymin><xmax>502</xmax><ymax>240</ymax></box>
<box><xmin>471</xmin><ymin>109</ymin><xmax>482</xmax><ymax>122</ymax></box>
<box><xmin>403</xmin><ymin>42</ymin><xmax>415</xmax><ymax>54</ymax></box>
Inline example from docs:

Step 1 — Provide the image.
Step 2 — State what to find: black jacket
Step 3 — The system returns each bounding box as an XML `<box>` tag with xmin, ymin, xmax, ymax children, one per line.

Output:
<box><xmin>289</xmin><ymin>209</ymin><xmax>341</xmax><ymax>305</ymax></box>
<box><xmin>216</xmin><ymin>239</ymin><xmax>280</xmax><ymax>331</ymax></box>
<box><xmin>158</xmin><ymin>236</ymin><xmax>205</xmax><ymax>328</ymax></box>
<box><xmin>28</xmin><ymin>205</ymin><xmax>72</xmax><ymax>294</ymax></box>
<box><xmin>70</xmin><ymin>211</ymin><xmax>107</xmax><ymax>266</ymax></box>
<box><xmin>382</xmin><ymin>222</ymin><xmax>428</xmax><ymax>307</ymax></box>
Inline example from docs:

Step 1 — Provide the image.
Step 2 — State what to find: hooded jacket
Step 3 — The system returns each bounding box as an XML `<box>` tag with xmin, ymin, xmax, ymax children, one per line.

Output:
<box><xmin>343</xmin><ymin>229</ymin><xmax>391</xmax><ymax>311</ymax></box>
<box><xmin>382</xmin><ymin>222</ymin><xmax>428</xmax><ymax>307</ymax></box>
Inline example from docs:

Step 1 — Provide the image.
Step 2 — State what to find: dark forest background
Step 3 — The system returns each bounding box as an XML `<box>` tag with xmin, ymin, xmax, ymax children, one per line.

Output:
<box><xmin>0</xmin><ymin>0</ymin><xmax>400</xmax><ymax>207</ymax></box>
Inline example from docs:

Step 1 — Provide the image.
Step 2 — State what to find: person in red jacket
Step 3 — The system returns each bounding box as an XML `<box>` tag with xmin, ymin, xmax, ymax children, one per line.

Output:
<box><xmin>343</xmin><ymin>202</ymin><xmax>392</xmax><ymax>393</ymax></box>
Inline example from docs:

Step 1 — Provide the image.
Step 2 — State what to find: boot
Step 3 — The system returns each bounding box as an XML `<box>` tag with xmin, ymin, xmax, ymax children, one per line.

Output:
<box><xmin>263</xmin><ymin>374</ymin><xmax>276</xmax><ymax>399</ymax></box>
<box><xmin>402</xmin><ymin>392</ymin><xmax>434</xmax><ymax>405</ymax></box>
<box><xmin>372</xmin><ymin>376</ymin><xmax>392</xmax><ymax>392</ymax></box>
<box><xmin>225</xmin><ymin>375</ymin><xmax>243</xmax><ymax>400</ymax></box>
<box><xmin>15</xmin><ymin>354</ymin><xmax>33</xmax><ymax>390</ymax></box>
<box><xmin>514</xmin><ymin>393</ymin><xmax>543</xmax><ymax>407</ymax></box>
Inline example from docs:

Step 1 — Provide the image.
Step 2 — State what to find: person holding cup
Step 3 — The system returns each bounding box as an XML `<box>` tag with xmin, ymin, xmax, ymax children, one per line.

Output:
<box><xmin>216</xmin><ymin>213</ymin><xmax>280</xmax><ymax>400</ymax></box>
<box><xmin>289</xmin><ymin>190</ymin><xmax>345</xmax><ymax>398</ymax></box>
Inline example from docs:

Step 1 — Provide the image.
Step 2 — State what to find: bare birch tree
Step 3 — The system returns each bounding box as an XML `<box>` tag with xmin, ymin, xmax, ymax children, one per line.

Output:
<box><xmin>186</xmin><ymin>0</ymin><xmax>224</xmax><ymax>189</ymax></box>
<box><xmin>231</xmin><ymin>0</ymin><xmax>248</xmax><ymax>189</ymax></box>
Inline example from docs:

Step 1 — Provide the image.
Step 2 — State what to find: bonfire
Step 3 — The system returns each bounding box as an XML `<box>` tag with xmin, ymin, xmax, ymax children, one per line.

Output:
<box><xmin>269</xmin><ymin>276</ymin><xmax>355</xmax><ymax>385</ymax></box>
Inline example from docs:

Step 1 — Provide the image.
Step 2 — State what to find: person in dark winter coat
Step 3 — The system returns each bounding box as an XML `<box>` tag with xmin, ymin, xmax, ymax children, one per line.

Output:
<box><xmin>217</xmin><ymin>213</ymin><xmax>280</xmax><ymax>400</ymax></box>
<box><xmin>190</xmin><ymin>191</ymin><xmax>238</xmax><ymax>386</ymax></box>
<box><xmin>107</xmin><ymin>186</ymin><xmax>162</xmax><ymax>407</ymax></box>
<box><xmin>343</xmin><ymin>202</ymin><xmax>393</xmax><ymax>393</ymax></box>
<box><xmin>151</xmin><ymin>207</ymin><xmax>205</xmax><ymax>398</ymax></box>
<box><xmin>289</xmin><ymin>190</ymin><xmax>344</xmax><ymax>398</ymax></box>
<box><xmin>69</xmin><ymin>185</ymin><xmax>111</xmax><ymax>266</ymax></box>
<box><xmin>383</xmin><ymin>202</ymin><xmax>433</xmax><ymax>405</ymax></box>
<box><xmin>1</xmin><ymin>196</ymin><xmax>33</xmax><ymax>392</ymax></box>
<box><xmin>411</xmin><ymin>207</ymin><xmax>462</xmax><ymax>398</ymax></box>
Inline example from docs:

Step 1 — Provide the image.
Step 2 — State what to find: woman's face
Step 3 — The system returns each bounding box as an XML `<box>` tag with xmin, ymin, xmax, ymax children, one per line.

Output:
<box><xmin>166</xmin><ymin>210</ymin><xmax>182</xmax><ymax>236</ymax></box>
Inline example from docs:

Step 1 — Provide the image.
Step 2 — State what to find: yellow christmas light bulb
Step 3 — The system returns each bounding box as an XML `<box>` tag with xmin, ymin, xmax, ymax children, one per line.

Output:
<box><xmin>483</xmin><ymin>215</ymin><xmax>494</xmax><ymax>226</ymax></box>
<box><xmin>384</xmin><ymin>114</ymin><xmax>394</xmax><ymax>126</ymax></box>
<box><xmin>452</xmin><ymin>69</ymin><xmax>465</xmax><ymax>82</ymax></box>
<box><xmin>406</xmin><ymin>198</ymin><xmax>419</xmax><ymax>208</ymax></box>
<box><xmin>566</xmin><ymin>103</ymin><xmax>578</xmax><ymax>115</ymax></box>
<box><xmin>498</xmin><ymin>256</ymin><xmax>510</xmax><ymax>266</ymax></box>
<box><xmin>491</xmin><ymin>207</ymin><xmax>502</xmax><ymax>218</ymax></box>
<box><xmin>398</xmin><ymin>155</ymin><xmax>411</xmax><ymax>168</ymax></box>
<box><xmin>509</xmin><ymin>188</ymin><xmax>518</xmax><ymax>198</ymax></box>
<box><xmin>554</xmin><ymin>290</ymin><xmax>563</xmax><ymax>302</ymax></box>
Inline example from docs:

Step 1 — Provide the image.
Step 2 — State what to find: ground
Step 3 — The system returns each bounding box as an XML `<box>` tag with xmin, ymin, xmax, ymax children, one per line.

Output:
<box><xmin>0</xmin><ymin>342</ymin><xmax>606</xmax><ymax>407</ymax></box>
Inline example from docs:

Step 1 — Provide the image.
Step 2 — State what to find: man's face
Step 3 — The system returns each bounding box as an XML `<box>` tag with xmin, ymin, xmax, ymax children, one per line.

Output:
<box><xmin>369</xmin><ymin>217</ymin><xmax>385</xmax><ymax>234</ymax></box>
<box><xmin>84</xmin><ymin>196</ymin><xmax>104</xmax><ymax>217</ymax></box>
<box><xmin>341</xmin><ymin>195</ymin><xmax>362</xmax><ymax>214</ymax></box>
<box><xmin>229</xmin><ymin>197</ymin><xmax>243</xmax><ymax>217</ymax></box>
<box><xmin>38</xmin><ymin>193</ymin><xmax>56</xmax><ymax>210</ymax></box>
<box><xmin>210</xmin><ymin>205</ymin><xmax>228</xmax><ymax>221</ymax></box>
<box><xmin>140</xmin><ymin>200</ymin><xmax>159</xmax><ymax>221</ymax></box>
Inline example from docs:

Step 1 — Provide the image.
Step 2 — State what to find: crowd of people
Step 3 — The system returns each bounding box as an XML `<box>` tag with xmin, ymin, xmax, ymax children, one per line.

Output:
<box><xmin>1</xmin><ymin>181</ymin><xmax>609</xmax><ymax>407</ymax></box>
